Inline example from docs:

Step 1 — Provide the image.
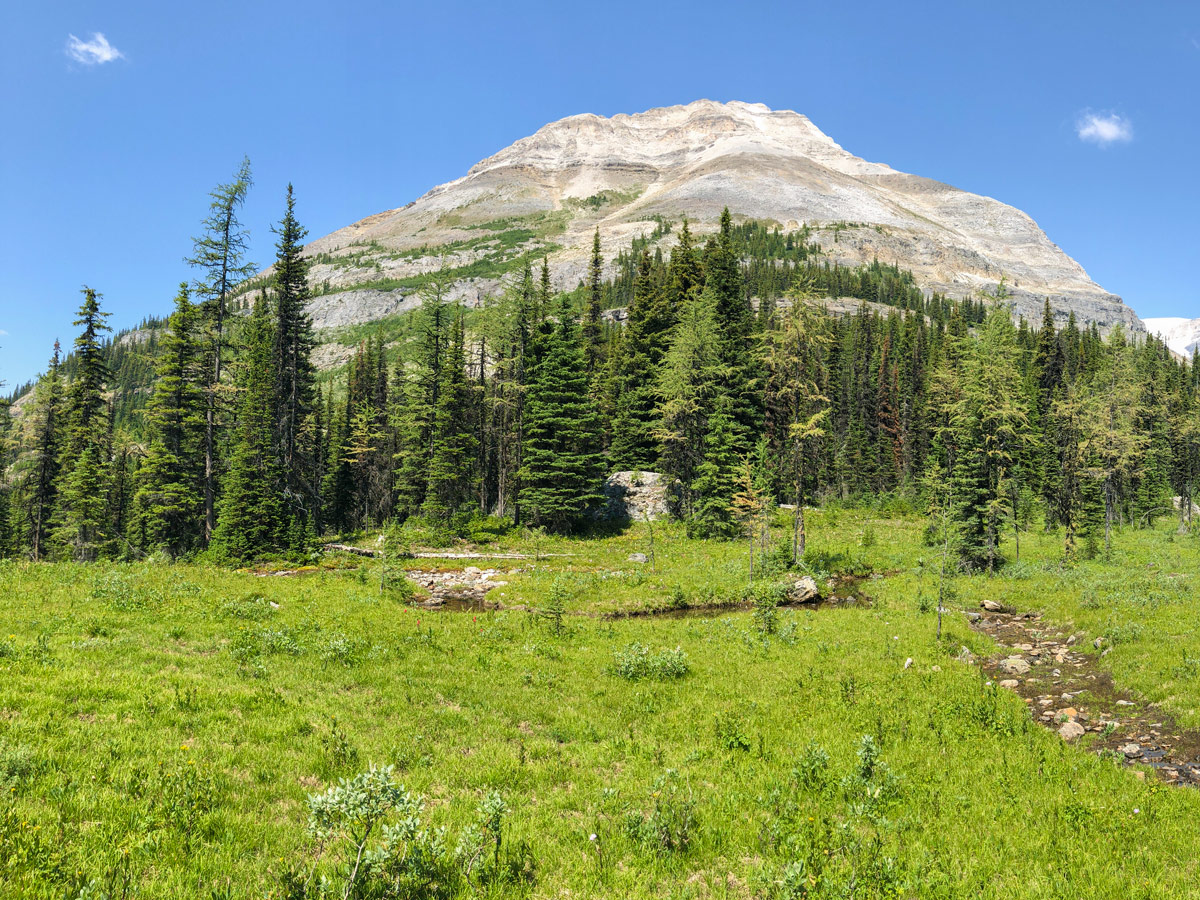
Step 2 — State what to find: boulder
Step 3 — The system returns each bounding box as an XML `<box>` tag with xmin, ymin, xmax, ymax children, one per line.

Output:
<box><xmin>1059</xmin><ymin>721</ymin><xmax>1086</xmax><ymax>742</ymax></box>
<box><xmin>627</xmin><ymin>552</ymin><xmax>648</xmax><ymax>564</ymax></box>
<box><xmin>599</xmin><ymin>471</ymin><xmax>682</xmax><ymax>522</ymax></box>
<box><xmin>998</xmin><ymin>657</ymin><xmax>1031</xmax><ymax>675</ymax></box>
<box><xmin>788</xmin><ymin>576</ymin><xmax>821</xmax><ymax>604</ymax></box>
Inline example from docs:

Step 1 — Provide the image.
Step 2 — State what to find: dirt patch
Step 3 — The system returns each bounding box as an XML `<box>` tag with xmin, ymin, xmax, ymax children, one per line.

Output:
<box><xmin>971</xmin><ymin>609</ymin><xmax>1200</xmax><ymax>786</ymax></box>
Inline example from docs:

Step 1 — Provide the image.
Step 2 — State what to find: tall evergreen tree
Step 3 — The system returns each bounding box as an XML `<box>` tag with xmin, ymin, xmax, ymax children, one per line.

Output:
<box><xmin>133</xmin><ymin>285</ymin><xmax>206</xmax><ymax>554</ymax></box>
<box><xmin>187</xmin><ymin>157</ymin><xmax>254</xmax><ymax>542</ymax></box>
<box><xmin>422</xmin><ymin>310</ymin><xmax>477</xmax><ymax>521</ymax></box>
<box><xmin>56</xmin><ymin>288</ymin><xmax>112</xmax><ymax>561</ymax></box>
<box><xmin>271</xmin><ymin>184</ymin><xmax>318</xmax><ymax>528</ymax></box>
<box><xmin>609</xmin><ymin>248</ymin><xmax>674</xmax><ymax>470</ymax></box>
<box><xmin>18</xmin><ymin>343</ymin><xmax>64</xmax><ymax>559</ymax></box>
<box><xmin>211</xmin><ymin>298</ymin><xmax>284</xmax><ymax>562</ymax></box>
<box><xmin>519</xmin><ymin>299</ymin><xmax>606</xmax><ymax>532</ymax></box>
<box><xmin>583</xmin><ymin>228</ymin><xmax>605</xmax><ymax>382</ymax></box>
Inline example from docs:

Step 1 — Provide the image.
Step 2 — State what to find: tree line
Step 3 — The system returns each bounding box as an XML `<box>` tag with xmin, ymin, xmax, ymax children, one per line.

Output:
<box><xmin>1</xmin><ymin>163</ymin><xmax>1197</xmax><ymax>568</ymax></box>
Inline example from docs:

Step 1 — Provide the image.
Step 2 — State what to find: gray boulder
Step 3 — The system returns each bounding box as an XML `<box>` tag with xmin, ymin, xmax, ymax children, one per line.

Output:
<box><xmin>600</xmin><ymin>471</ymin><xmax>681</xmax><ymax>522</ymax></box>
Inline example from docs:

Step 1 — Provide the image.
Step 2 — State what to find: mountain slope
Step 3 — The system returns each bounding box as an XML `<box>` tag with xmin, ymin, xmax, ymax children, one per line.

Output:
<box><xmin>1144</xmin><ymin>317</ymin><xmax>1200</xmax><ymax>357</ymax></box>
<box><xmin>294</xmin><ymin>100</ymin><xmax>1140</xmax><ymax>333</ymax></box>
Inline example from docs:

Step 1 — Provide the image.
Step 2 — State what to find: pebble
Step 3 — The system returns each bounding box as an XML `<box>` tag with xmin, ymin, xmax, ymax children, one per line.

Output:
<box><xmin>999</xmin><ymin>679</ymin><xmax>1019</xmax><ymax>689</ymax></box>
<box><xmin>1121</xmin><ymin>743</ymin><xmax>1143</xmax><ymax>758</ymax></box>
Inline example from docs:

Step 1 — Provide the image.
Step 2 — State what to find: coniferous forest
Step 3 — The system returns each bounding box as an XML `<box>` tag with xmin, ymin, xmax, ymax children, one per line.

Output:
<box><xmin>1</xmin><ymin>164</ymin><xmax>1197</xmax><ymax>571</ymax></box>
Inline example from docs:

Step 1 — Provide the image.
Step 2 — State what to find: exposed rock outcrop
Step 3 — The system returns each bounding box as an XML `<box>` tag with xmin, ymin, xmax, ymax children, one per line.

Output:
<box><xmin>600</xmin><ymin>471</ymin><xmax>681</xmax><ymax>522</ymax></box>
<box><xmin>293</xmin><ymin>100</ymin><xmax>1142</xmax><ymax>339</ymax></box>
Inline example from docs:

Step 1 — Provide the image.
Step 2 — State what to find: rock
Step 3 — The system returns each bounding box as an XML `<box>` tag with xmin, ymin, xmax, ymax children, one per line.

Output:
<box><xmin>1132</xmin><ymin>770</ymin><xmax>1146</xmax><ymax>781</ymax></box>
<box><xmin>1067</xmin><ymin>635</ymin><xmax>1077</xmax><ymax>645</ymax></box>
<box><xmin>1094</xmin><ymin>637</ymin><xmax>1104</xmax><ymax>649</ymax></box>
<box><xmin>956</xmin><ymin>647</ymin><xmax>974</xmax><ymax>663</ymax></box>
<box><xmin>1059</xmin><ymin>721</ymin><xmax>1086</xmax><ymax>741</ymax></box>
<box><xmin>981</xmin><ymin>599</ymin><xmax>1005</xmax><ymax>612</ymax></box>
<box><xmin>627</xmin><ymin>553</ymin><xmax>648</xmax><ymax>564</ymax></box>
<box><xmin>999</xmin><ymin>657</ymin><xmax>1031</xmax><ymax>675</ymax></box>
<box><xmin>788</xmin><ymin>576</ymin><xmax>821</xmax><ymax>604</ymax></box>
<box><xmin>465</xmin><ymin>566</ymin><xmax>481</xmax><ymax>576</ymax></box>
<box><xmin>1117</xmin><ymin>699</ymin><xmax>1135</xmax><ymax>706</ymax></box>
<box><xmin>1121</xmin><ymin>743</ymin><xmax>1143</xmax><ymax>758</ymax></box>
<box><xmin>299</xmin><ymin>100</ymin><xmax>1143</xmax><ymax>356</ymax></box>
<box><xmin>1102</xmin><ymin>648</ymin><xmax>1112</xmax><ymax>658</ymax></box>
<box><xmin>999</xmin><ymin>679</ymin><xmax>1019</xmax><ymax>689</ymax></box>
<box><xmin>931</xmin><ymin>665</ymin><xmax>941</xmax><ymax>673</ymax></box>
<box><xmin>1059</xmin><ymin>708</ymin><xmax>1078</xmax><ymax>720</ymax></box>
<box><xmin>599</xmin><ymin>471</ymin><xmax>682</xmax><ymax>522</ymax></box>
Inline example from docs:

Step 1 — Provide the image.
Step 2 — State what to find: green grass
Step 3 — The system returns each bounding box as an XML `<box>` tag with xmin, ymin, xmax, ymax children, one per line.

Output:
<box><xmin>4</xmin><ymin>513</ymin><xmax>1200</xmax><ymax>897</ymax></box>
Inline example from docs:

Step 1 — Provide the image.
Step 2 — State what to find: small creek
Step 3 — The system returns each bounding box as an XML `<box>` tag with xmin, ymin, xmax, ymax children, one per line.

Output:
<box><xmin>970</xmin><ymin>609</ymin><xmax>1200</xmax><ymax>787</ymax></box>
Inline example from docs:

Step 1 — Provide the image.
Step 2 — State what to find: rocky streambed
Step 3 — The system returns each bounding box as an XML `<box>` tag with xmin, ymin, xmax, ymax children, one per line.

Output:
<box><xmin>970</xmin><ymin>607</ymin><xmax>1200</xmax><ymax>787</ymax></box>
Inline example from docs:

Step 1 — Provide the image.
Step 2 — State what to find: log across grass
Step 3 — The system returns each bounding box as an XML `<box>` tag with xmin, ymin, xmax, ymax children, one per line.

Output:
<box><xmin>2</xmin><ymin>512</ymin><xmax>1200</xmax><ymax>897</ymax></box>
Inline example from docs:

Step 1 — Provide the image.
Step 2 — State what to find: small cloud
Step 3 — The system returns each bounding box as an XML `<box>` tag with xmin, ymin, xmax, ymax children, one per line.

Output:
<box><xmin>0</xmin><ymin>330</ymin><xmax>8</xmax><ymax>337</ymax></box>
<box><xmin>66</xmin><ymin>32</ymin><xmax>124</xmax><ymax>66</ymax></box>
<box><xmin>1076</xmin><ymin>112</ymin><xmax>1133</xmax><ymax>146</ymax></box>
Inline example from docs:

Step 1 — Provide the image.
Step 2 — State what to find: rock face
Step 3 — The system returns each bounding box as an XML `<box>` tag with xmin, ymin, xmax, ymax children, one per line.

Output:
<box><xmin>294</xmin><ymin>100</ymin><xmax>1141</xmax><ymax>339</ymax></box>
<box><xmin>600</xmin><ymin>471</ymin><xmax>681</xmax><ymax>522</ymax></box>
<box><xmin>1144</xmin><ymin>317</ymin><xmax>1200</xmax><ymax>358</ymax></box>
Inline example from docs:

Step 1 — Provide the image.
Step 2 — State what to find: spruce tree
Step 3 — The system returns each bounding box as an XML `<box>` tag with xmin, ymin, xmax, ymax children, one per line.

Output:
<box><xmin>687</xmin><ymin>410</ymin><xmax>740</xmax><ymax>539</ymax></box>
<box><xmin>519</xmin><ymin>299</ymin><xmax>606</xmax><ymax>532</ymax></box>
<box><xmin>609</xmin><ymin>248</ymin><xmax>674</xmax><ymax>470</ymax></box>
<box><xmin>421</xmin><ymin>310</ymin><xmax>477</xmax><ymax>521</ymax></box>
<box><xmin>133</xmin><ymin>285</ymin><xmax>206</xmax><ymax>555</ymax></box>
<box><xmin>19</xmin><ymin>343</ymin><xmax>64</xmax><ymax>559</ymax></box>
<box><xmin>583</xmin><ymin>228</ymin><xmax>605</xmax><ymax>382</ymax></box>
<box><xmin>211</xmin><ymin>298</ymin><xmax>284</xmax><ymax>562</ymax></box>
<box><xmin>272</xmin><ymin>184</ymin><xmax>318</xmax><ymax>529</ymax></box>
<box><xmin>56</xmin><ymin>288</ymin><xmax>112</xmax><ymax>561</ymax></box>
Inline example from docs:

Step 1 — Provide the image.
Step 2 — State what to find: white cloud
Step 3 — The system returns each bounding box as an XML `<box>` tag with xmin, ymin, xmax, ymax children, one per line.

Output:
<box><xmin>0</xmin><ymin>330</ymin><xmax>8</xmax><ymax>337</ymax></box>
<box><xmin>66</xmin><ymin>33</ymin><xmax>124</xmax><ymax>66</ymax></box>
<box><xmin>1076</xmin><ymin>112</ymin><xmax>1133</xmax><ymax>146</ymax></box>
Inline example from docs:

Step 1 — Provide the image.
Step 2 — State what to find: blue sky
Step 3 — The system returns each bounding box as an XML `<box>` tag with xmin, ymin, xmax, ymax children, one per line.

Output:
<box><xmin>2</xmin><ymin>1</ymin><xmax>1199</xmax><ymax>388</ymax></box>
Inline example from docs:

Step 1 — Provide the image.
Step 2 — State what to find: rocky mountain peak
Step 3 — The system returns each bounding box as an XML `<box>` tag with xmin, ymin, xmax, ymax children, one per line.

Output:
<box><xmin>297</xmin><ymin>100</ymin><xmax>1142</xmax><ymax>343</ymax></box>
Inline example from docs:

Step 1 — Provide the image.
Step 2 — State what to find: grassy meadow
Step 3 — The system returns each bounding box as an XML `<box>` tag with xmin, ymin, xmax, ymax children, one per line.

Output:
<box><xmin>3</xmin><ymin>511</ymin><xmax>1200</xmax><ymax>898</ymax></box>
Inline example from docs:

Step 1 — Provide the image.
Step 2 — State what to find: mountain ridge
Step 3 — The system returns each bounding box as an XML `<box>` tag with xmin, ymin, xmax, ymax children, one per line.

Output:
<box><xmin>280</xmin><ymin>100</ymin><xmax>1142</xmax><ymax>334</ymax></box>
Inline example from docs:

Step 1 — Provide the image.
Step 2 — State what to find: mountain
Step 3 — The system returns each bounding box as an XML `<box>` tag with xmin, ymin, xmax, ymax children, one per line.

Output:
<box><xmin>290</xmin><ymin>99</ymin><xmax>1141</xmax><ymax>337</ymax></box>
<box><xmin>1143</xmin><ymin>317</ymin><xmax>1200</xmax><ymax>358</ymax></box>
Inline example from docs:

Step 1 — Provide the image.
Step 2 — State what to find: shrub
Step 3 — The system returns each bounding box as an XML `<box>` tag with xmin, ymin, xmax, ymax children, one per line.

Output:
<box><xmin>610</xmin><ymin>643</ymin><xmax>690</xmax><ymax>681</ymax></box>
<box><xmin>301</xmin><ymin>766</ymin><xmax>529</xmax><ymax>898</ymax></box>
<box><xmin>792</xmin><ymin>741</ymin><xmax>831</xmax><ymax>791</ymax></box>
<box><xmin>623</xmin><ymin>770</ymin><xmax>696</xmax><ymax>856</ymax></box>
<box><xmin>714</xmin><ymin>710</ymin><xmax>752</xmax><ymax>752</ymax></box>
<box><xmin>220</xmin><ymin>594</ymin><xmax>276</xmax><ymax>621</ymax></box>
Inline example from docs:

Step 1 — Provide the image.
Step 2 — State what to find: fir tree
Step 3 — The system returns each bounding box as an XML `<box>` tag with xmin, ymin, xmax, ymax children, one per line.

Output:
<box><xmin>272</xmin><ymin>184</ymin><xmax>318</xmax><ymax>529</ymax></box>
<box><xmin>133</xmin><ymin>284</ymin><xmax>206</xmax><ymax>555</ymax></box>
<box><xmin>609</xmin><ymin>248</ymin><xmax>674</xmax><ymax>470</ymax></box>
<box><xmin>56</xmin><ymin>288</ymin><xmax>112</xmax><ymax>561</ymax></box>
<box><xmin>583</xmin><ymin>228</ymin><xmax>605</xmax><ymax>382</ymax></box>
<box><xmin>422</xmin><ymin>310</ymin><xmax>477</xmax><ymax>521</ymax></box>
<box><xmin>519</xmin><ymin>299</ymin><xmax>606</xmax><ymax>532</ymax></box>
<box><xmin>211</xmin><ymin>298</ymin><xmax>284</xmax><ymax>562</ymax></box>
<box><xmin>687</xmin><ymin>410</ymin><xmax>740</xmax><ymax>539</ymax></box>
<box><xmin>19</xmin><ymin>343</ymin><xmax>64</xmax><ymax>559</ymax></box>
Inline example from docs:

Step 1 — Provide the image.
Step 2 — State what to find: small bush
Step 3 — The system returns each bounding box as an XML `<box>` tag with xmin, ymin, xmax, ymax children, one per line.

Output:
<box><xmin>623</xmin><ymin>770</ymin><xmax>696</xmax><ymax>856</ymax></box>
<box><xmin>221</xmin><ymin>594</ymin><xmax>276</xmax><ymax>621</ymax></box>
<box><xmin>714</xmin><ymin>710</ymin><xmax>752</xmax><ymax>752</ymax></box>
<box><xmin>610</xmin><ymin>643</ymin><xmax>690</xmax><ymax>681</ymax></box>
